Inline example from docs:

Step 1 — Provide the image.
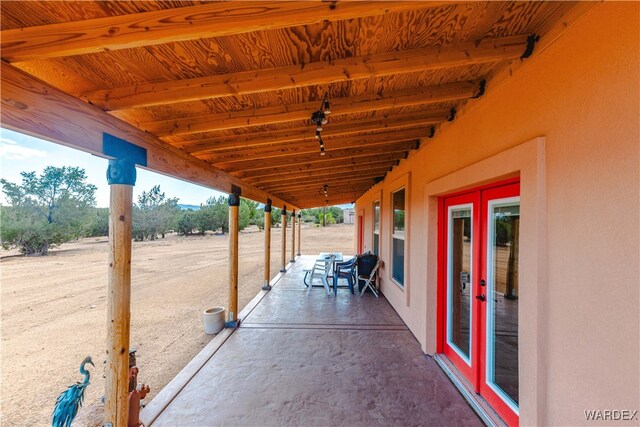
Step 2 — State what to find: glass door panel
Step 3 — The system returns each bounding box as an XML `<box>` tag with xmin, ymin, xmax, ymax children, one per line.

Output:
<box><xmin>479</xmin><ymin>182</ymin><xmax>521</xmax><ymax>426</ymax></box>
<box><xmin>442</xmin><ymin>192</ymin><xmax>480</xmax><ymax>384</ymax></box>
<box><xmin>447</xmin><ymin>205</ymin><xmax>473</xmax><ymax>361</ymax></box>
<box><xmin>487</xmin><ymin>200</ymin><xmax>520</xmax><ymax>407</ymax></box>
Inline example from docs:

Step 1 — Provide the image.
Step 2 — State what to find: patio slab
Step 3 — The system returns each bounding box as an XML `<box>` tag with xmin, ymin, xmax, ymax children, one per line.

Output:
<box><xmin>147</xmin><ymin>256</ymin><xmax>481</xmax><ymax>426</ymax></box>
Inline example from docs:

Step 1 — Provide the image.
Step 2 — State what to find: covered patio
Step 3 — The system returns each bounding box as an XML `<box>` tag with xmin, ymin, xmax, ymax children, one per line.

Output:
<box><xmin>2</xmin><ymin>1</ymin><xmax>638</xmax><ymax>425</ymax></box>
<box><xmin>141</xmin><ymin>256</ymin><xmax>481</xmax><ymax>426</ymax></box>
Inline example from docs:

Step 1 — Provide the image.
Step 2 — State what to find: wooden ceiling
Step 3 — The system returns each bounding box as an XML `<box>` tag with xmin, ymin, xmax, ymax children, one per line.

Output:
<box><xmin>1</xmin><ymin>1</ymin><xmax>580</xmax><ymax>208</ymax></box>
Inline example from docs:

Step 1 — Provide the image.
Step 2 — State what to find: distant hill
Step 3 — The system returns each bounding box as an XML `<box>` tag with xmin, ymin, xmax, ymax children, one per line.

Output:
<box><xmin>178</xmin><ymin>204</ymin><xmax>200</xmax><ymax>211</ymax></box>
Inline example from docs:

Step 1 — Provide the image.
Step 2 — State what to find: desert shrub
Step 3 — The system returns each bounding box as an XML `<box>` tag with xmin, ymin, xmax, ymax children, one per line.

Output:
<box><xmin>0</xmin><ymin>166</ymin><xmax>97</xmax><ymax>255</ymax></box>
<box><xmin>84</xmin><ymin>208</ymin><xmax>109</xmax><ymax>237</ymax></box>
<box><xmin>177</xmin><ymin>210</ymin><xmax>197</xmax><ymax>235</ymax></box>
<box><xmin>133</xmin><ymin>185</ymin><xmax>180</xmax><ymax>241</ymax></box>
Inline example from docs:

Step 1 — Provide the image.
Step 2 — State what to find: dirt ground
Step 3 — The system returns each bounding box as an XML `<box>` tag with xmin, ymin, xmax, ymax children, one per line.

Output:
<box><xmin>0</xmin><ymin>223</ymin><xmax>354</xmax><ymax>426</ymax></box>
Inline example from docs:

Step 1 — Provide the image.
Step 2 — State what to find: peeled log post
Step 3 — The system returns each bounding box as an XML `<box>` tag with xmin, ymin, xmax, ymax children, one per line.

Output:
<box><xmin>105</xmin><ymin>160</ymin><xmax>135</xmax><ymax>427</ymax></box>
<box><xmin>290</xmin><ymin>209</ymin><xmax>296</xmax><ymax>263</ymax></box>
<box><xmin>280</xmin><ymin>206</ymin><xmax>287</xmax><ymax>272</ymax></box>
<box><xmin>228</xmin><ymin>189</ymin><xmax>240</xmax><ymax>323</ymax></box>
<box><xmin>297</xmin><ymin>213</ymin><xmax>301</xmax><ymax>256</ymax></box>
<box><xmin>262</xmin><ymin>200</ymin><xmax>272</xmax><ymax>291</ymax></box>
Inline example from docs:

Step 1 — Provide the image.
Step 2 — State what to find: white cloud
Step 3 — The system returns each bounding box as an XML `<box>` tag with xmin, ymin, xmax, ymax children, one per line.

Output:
<box><xmin>0</xmin><ymin>137</ymin><xmax>47</xmax><ymax>160</ymax></box>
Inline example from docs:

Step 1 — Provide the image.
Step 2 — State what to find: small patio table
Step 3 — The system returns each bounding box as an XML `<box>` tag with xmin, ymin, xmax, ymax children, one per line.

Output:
<box><xmin>303</xmin><ymin>252</ymin><xmax>343</xmax><ymax>287</ymax></box>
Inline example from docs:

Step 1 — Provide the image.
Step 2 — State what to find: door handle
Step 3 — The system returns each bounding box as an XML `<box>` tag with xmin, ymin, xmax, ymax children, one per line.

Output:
<box><xmin>475</xmin><ymin>294</ymin><xmax>486</xmax><ymax>302</ymax></box>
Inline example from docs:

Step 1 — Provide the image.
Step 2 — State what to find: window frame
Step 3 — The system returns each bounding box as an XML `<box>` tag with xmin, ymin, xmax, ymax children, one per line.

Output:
<box><xmin>391</xmin><ymin>186</ymin><xmax>407</xmax><ymax>288</ymax></box>
<box><xmin>373</xmin><ymin>199</ymin><xmax>381</xmax><ymax>256</ymax></box>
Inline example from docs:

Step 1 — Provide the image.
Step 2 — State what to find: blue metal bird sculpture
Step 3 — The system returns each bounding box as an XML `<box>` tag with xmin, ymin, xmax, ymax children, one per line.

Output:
<box><xmin>52</xmin><ymin>356</ymin><xmax>94</xmax><ymax>427</ymax></box>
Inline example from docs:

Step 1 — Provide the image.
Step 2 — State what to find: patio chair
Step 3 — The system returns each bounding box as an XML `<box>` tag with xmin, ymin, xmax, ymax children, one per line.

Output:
<box><xmin>333</xmin><ymin>256</ymin><xmax>357</xmax><ymax>295</ymax></box>
<box><xmin>306</xmin><ymin>256</ymin><xmax>333</xmax><ymax>295</ymax></box>
<box><xmin>357</xmin><ymin>254</ymin><xmax>380</xmax><ymax>297</ymax></box>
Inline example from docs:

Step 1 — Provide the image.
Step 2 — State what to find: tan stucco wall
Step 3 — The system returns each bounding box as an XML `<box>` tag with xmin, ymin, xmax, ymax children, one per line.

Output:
<box><xmin>355</xmin><ymin>3</ymin><xmax>639</xmax><ymax>425</ymax></box>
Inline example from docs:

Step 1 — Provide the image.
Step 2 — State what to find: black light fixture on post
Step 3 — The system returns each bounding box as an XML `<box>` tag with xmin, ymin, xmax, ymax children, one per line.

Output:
<box><xmin>311</xmin><ymin>92</ymin><xmax>331</xmax><ymax>155</ymax></box>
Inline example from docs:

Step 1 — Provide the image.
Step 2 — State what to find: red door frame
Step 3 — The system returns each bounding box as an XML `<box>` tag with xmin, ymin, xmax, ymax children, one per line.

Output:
<box><xmin>440</xmin><ymin>191</ymin><xmax>481</xmax><ymax>386</ymax></box>
<box><xmin>478</xmin><ymin>182</ymin><xmax>520</xmax><ymax>427</ymax></box>
<box><xmin>436</xmin><ymin>177</ymin><xmax>520</xmax><ymax>426</ymax></box>
<box><xmin>357</xmin><ymin>214</ymin><xmax>364</xmax><ymax>253</ymax></box>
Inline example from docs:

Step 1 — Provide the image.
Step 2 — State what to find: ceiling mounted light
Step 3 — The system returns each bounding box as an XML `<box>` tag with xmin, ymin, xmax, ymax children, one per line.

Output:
<box><xmin>310</xmin><ymin>93</ymin><xmax>332</xmax><ymax>155</ymax></box>
<box><xmin>322</xmin><ymin>93</ymin><xmax>331</xmax><ymax>114</ymax></box>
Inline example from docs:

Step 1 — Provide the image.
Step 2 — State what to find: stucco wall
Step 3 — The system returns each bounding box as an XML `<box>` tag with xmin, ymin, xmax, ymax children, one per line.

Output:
<box><xmin>355</xmin><ymin>3</ymin><xmax>639</xmax><ymax>425</ymax></box>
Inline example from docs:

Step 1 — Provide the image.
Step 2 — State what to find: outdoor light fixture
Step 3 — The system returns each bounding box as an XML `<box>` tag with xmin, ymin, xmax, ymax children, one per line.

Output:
<box><xmin>310</xmin><ymin>92</ymin><xmax>331</xmax><ymax>155</ymax></box>
<box><xmin>322</xmin><ymin>93</ymin><xmax>331</xmax><ymax>115</ymax></box>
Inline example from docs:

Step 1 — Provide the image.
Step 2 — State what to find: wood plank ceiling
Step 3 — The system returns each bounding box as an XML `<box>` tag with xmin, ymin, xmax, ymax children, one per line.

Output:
<box><xmin>1</xmin><ymin>1</ymin><xmax>578</xmax><ymax>208</ymax></box>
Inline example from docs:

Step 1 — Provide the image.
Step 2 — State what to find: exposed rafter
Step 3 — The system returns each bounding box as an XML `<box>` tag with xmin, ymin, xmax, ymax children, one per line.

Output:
<box><xmin>1</xmin><ymin>2</ymin><xmax>446</xmax><ymax>63</ymax></box>
<box><xmin>82</xmin><ymin>35</ymin><xmax>529</xmax><ymax>110</ymax></box>
<box><xmin>217</xmin><ymin>141</ymin><xmax>417</xmax><ymax>173</ymax></box>
<box><xmin>0</xmin><ymin>62</ymin><xmax>296</xmax><ymax>210</ymax></box>
<box><xmin>242</xmin><ymin>159</ymin><xmax>399</xmax><ymax>182</ymax></box>
<box><xmin>142</xmin><ymin>81</ymin><xmax>479</xmax><ymax>136</ymax></box>
<box><xmin>176</xmin><ymin>110</ymin><xmax>446</xmax><ymax>151</ymax></box>
<box><xmin>189</xmin><ymin>127</ymin><xmax>430</xmax><ymax>157</ymax></box>
<box><xmin>197</xmin><ymin>133</ymin><xmax>420</xmax><ymax>164</ymax></box>
<box><xmin>244</xmin><ymin>161</ymin><xmax>395</xmax><ymax>187</ymax></box>
<box><xmin>263</xmin><ymin>171</ymin><xmax>389</xmax><ymax>193</ymax></box>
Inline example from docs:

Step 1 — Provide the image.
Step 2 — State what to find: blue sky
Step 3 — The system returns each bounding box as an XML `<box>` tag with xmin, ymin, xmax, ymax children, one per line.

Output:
<box><xmin>0</xmin><ymin>128</ymin><xmax>225</xmax><ymax>208</ymax></box>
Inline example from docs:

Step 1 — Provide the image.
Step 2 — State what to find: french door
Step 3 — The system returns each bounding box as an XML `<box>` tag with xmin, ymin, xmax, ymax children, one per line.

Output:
<box><xmin>440</xmin><ymin>180</ymin><xmax>520</xmax><ymax>426</ymax></box>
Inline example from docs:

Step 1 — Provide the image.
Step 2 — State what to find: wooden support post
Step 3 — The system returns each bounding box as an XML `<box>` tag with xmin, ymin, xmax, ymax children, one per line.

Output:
<box><xmin>290</xmin><ymin>209</ymin><xmax>296</xmax><ymax>263</ymax></box>
<box><xmin>297</xmin><ymin>213</ymin><xmax>301</xmax><ymax>256</ymax></box>
<box><xmin>280</xmin><ymin>206</ymin><xmax>287</xmax><ymax>272</ymax></box>
<box><xmin>262</xmin><ymin>199</ymin><xmax>272</xmax><ymax>291</ymax></box>
<box><xmin>228</xmin><ymin>187</ymin><xmax>240</xmax><ymax>325</ymax></box>
<box><xmin>105</xmin><ymin>159</ymin><xmax>135</xmax><ymax>427</ymax></box>
<box><xmin>322</xmin><ymin>206</ymin><xmax>327</xmax><ymax>227</ymax></box>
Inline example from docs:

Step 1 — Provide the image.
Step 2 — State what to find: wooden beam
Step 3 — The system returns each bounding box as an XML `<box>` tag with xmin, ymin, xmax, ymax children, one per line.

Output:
<box><xmin>275</xmin><ymin>183</ymin><xmax>372</xmax><ymax>199</ymax></box>
<box><xmin>217</xmin><ymin>141</ymin><xmax>417</xmax><ymax>173</ymax></box>
<box><xmin>290</xmin><ymin>209</ymin><xmax>296</xmax><ymax>263</ymax></box>
<box><xmin>234</xmin><ymin>154</ymin><xmax>404</xmax><ymax>179</ymax></box>
<box><xmin>280</xmin><ymin>208</ymin><xmax>287</xmax><ymax>272</ymax></box>
<box><xmin>83</xmin><ymin>35</ymin><xmax>528</xmax><ymax>110</ymax></box>
<box><xmin>0</xmin><ymin>62</ymin><xmax>297</xmax><ymax>211</ymax></box>
<box><xmin>286</xmin><ymin>192</ymin><xmax>370</xmax><ymax>208</ymax></box>
<box><xmin>248</xmin><ymin>163</ymin><xmax>394</xmax><ymax>186</ymax></box>
<box><xmin>263</xmin><ymin>204</ymin><xmax>272</xmax><ymax>290</ymax></box>
<box><xmin>258</xmin><ymin>167</ymin><xmax>391</xmax><ymax>190</ymax></box>
<box><xmin>198</xmin><ymin>134</ymin><xmax>419</xmax><ymax>164</ymax></box>
<box><xmin>228</xmin><ymin>198</ymin><xmax>239</xmax><ymax>323</ymax></box>
<box><xmin>262</xmin><ymin>172</ymin><xmax>387</xmax><ymax>193</ymax></box>
<box><xmin>297</xmin><ymin>214</ymin><xmax>301</xmax><ymax>257</ymax></box>
<box><xmin>179</xmin><ymin>108</ymin><xmax>446</xmax><ymax>141</ymax></box>
<box><xmin>269</xmin><ymin>180</ymin><xmax>377</xmax><ymax>196</ymax></box>
<box><xmin>105</xmin><ymin>184</ymin><xmax>133</xmax><ymax>427</ymax></box>
<box><xmin>183</xmin><ymin>124</ymin><xmax>434</xmax><ymax>155</ymax></box>
<box><xmin>1</xmin><ymin>2</ymin><xmax>446</xmax><ymax>63</ymax></box>
<box><xmin>143</xmin><ymin>81</ymin><xmax>479</xmax><ymax>136</ymax></box>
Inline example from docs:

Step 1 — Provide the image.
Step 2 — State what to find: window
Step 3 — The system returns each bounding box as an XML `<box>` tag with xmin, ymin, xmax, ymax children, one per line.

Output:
<box><xmin>391</xmin><ymin>188</ymin><xmax>405</xmax><ymax>286</ymax></box>
<box><xmin>373</xmin><ymin>200</ymin><xmax>380</xmax><ymax>256</ymax></box>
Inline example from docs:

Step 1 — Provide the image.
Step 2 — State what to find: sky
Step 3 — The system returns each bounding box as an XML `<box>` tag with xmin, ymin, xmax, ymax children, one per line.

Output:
<box><xmin>0</xmin><ymin>128</ymin><xmax>225</xmax><ymax>208</ymax></box>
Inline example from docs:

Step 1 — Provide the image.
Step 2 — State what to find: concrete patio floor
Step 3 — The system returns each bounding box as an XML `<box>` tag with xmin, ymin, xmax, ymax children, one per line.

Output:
<box><xmin>143</xmin><ymin>256</ymin><xmax>482</xmax><ymax>426</ymax></box>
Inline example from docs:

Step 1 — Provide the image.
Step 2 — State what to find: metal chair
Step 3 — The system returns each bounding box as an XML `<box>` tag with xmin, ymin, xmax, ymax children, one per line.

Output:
<box><xmin>357</xmin><ymin>255</ymin><xmax>380</xmax><ymax>297</ymax></box>
<box><xmin>333</xmin><ymin>256</ymin><xmax>357</xmax><ymax>295</ymax></box>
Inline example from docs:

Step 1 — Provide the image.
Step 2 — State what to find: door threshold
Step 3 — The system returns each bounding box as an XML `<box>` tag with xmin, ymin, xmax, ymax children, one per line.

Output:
<box><xmin>433</xmin><ymin>354</ymin><xmax>507</xmax><ymax>427</ymax></box>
